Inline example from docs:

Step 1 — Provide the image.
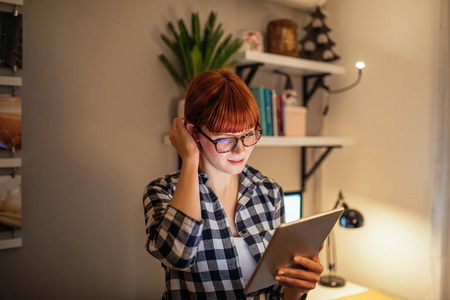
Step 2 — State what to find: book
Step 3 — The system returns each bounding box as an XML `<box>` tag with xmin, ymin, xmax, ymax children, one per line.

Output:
<box><xmin>277</xmin><ymin>94</ymin><xmax>285</xmax><ymax>136</ymax></box>
<box><xmin>264</xmin><ymin>88</ymin><xmax>273</xmax><ymax>136</ymax></box>
<box><xmin>250</xmin><ymin>86</ymin><xmax>267</xmax><ymax>136</ymax></box>
<box><xmin>271</xmin><ymin>89</ymin><xmax>278</xmax><ymax>136</ymax></box>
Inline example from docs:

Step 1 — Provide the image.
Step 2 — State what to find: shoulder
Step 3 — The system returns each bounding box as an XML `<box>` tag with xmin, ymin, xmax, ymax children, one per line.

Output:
<box><xmin>243</xmin><ymin>165</ymin><xmax>283</xmax><ymax>195</ymax></box>
<box><xmin>144</xmin><ymin>170</ymin><xmax>181</xmax><ymax>199</ymax></box>
<box><xmin>244</xmin><ymin>165</ymin><xmax>281</xmax><ymax>187</ymax></box>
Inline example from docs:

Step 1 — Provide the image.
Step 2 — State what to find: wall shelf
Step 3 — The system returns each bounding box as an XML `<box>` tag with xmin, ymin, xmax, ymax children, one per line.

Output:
<box><xmin>0</xmin><ymin>158</ymin><xmax>21</xmax><ymax>168</ymax></box>
<box><xmin>163</xmin><ymin>135</ymin><xmax>354</xmax><ymax>148</ymax></box>
<box><xmin>264</xmin><ymin>0</ymin><xmax>328</xmax><ymax>10</ymax></box>
<box><xmin>0</xmin><ymin>75</ymin><xmax>22</xmax><ymax>87</ymax></box>
<box><xmin>0</xmin><ymin>0</ymin><xmax>23</xmax><ymax>5</ymax></box>
<box><xmin>234</xmin><ymin>50</ymin><xmax>345</xmax><ymax>76</ymax></box>
<box><xmin>257</xmin><ymin>136</ymin><xmax>354</xmax><ymax>147</ymax></box>
<box><xmin>0</xmin><ymin>237</ymin><xmax>22</xmax><ymax>250</ymax></box>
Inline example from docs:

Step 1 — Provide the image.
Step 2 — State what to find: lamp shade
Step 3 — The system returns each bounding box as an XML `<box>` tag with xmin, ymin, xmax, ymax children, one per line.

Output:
<box><xmin>340</xmin><ymin>208</ymin><xmax>364</xmax><ymax>228</ymax></box>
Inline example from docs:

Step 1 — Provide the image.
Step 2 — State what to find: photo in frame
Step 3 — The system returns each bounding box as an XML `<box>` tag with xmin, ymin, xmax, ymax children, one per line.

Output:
<box><xmin>0</xmin><ymin>11</ymin><xmax>23</xmax><ymax>70</ymax></box>
<box><xmin>0</xmin><ymin>94</ymin><xmax>21</xmax><ymax>150</ymax></box>
<box><xmin>0</xmin><ymin>175</ymin><xmax>22</xmax><ymax>231</ymax></box>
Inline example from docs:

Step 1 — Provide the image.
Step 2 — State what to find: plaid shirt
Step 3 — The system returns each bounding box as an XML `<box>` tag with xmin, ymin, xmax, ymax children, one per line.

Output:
<box><xmin>143</xmin><ymin>165</ymin><xmax>286</xmax><ymax>299</ymax></box>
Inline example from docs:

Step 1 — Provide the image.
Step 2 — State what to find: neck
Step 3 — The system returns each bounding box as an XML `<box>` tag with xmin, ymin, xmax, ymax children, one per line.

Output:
<box><xmin>199</xmin><ymin>163</ymin><xmax>241</xmax><ymax>193</ymax></box>
<box><xmin>210</xmin><ymin>172</ymin><xmax>240</xmax><ymax>194</ymax></box>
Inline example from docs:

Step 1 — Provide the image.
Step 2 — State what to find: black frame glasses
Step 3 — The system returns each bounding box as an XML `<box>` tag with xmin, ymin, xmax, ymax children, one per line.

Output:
<box><xmin>196</xmin><ymin>123</ymin><xmax>263</xmax><ymax>153</ymax></box>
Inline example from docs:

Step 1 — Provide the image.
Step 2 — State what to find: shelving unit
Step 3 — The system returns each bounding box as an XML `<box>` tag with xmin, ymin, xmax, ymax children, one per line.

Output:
<box><xmin>234</xmin><ymin>50</ymin><xmax>353</xmax><ymax>191</ymax></box>
<box><xmin>0</xmin><ymin>0</ymin><xmax>23</xmax><ymax>251</ymax></box>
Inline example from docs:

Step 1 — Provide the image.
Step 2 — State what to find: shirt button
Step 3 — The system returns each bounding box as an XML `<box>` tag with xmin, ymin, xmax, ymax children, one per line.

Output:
<box><xmin>241</xmin><ymin>229</ymin><xmax>247</xmax><ymax>234</ymax></box>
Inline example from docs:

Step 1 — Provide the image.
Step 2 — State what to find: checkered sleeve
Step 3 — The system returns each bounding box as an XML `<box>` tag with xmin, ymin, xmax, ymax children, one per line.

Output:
<box><xmin>143</xmin><ymin>173</ymin><xmax>204</xmax><ymax>270</ymax></box>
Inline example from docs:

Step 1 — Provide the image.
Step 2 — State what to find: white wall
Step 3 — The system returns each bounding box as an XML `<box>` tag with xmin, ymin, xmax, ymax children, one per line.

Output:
<box><xmin>321</xmin><ymin>1</ymin><xmax>441</xmax><ymax>299</ymax></box>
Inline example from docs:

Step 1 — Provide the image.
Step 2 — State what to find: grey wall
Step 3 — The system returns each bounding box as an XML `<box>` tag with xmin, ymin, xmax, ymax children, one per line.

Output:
<box><xmin>0</xmin><ymin>1</ymin><xmax>306</xmax><ymax>299</ymax></box>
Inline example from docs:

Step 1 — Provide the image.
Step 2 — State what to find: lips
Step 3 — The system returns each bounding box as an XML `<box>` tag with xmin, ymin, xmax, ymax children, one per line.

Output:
<box><xmin>228</xmin><ymin>158</ymin><xmax>245</xmax><ymax>165</ymax></box>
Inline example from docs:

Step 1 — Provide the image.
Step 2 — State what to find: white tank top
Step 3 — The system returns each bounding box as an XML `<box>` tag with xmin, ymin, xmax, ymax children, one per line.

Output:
<box><xmin>233</xmin><ymin>237</ymin><xmax>258</xmax><ymax>285</ymax></box>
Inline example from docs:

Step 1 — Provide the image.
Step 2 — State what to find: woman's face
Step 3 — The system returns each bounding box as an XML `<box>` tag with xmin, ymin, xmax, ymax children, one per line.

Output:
<box><xmin>198</xmin><ymin>126</ymin><xmax>255</xmax><ymax>176</ymax></box>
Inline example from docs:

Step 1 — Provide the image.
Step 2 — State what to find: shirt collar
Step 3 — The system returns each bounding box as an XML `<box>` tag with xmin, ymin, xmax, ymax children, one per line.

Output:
<box><xmin>197</xmin><ymin>165</ymin><xmax>261</xmax><ymax>189</ymax></box>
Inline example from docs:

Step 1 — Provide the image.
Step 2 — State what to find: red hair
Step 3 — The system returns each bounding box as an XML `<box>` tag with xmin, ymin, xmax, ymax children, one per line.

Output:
<box><xmin>184</xmin><ymin>70</ymin><xmax>260</xmax><ymax>133</ymax></box>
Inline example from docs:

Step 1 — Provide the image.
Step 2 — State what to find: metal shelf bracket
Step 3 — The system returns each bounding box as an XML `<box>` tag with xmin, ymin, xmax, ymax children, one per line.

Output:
<box><xmin>301</xmin><ymin>146</ymin><xmax>341</xmax><ymax>191</ymax></box>
<box><xmin>302</xmin><ymin>73</ymin><xmax>331</xmax><ymax>107</ymax></box>
<box><xmin>236</xmin><ymin>63</ymin><xmax>264</xmax><ymax>86</ymax></box>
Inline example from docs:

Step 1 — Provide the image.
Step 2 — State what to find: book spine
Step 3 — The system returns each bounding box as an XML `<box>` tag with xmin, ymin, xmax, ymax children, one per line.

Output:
<box><xmin>264</xmin><ymin>88</ymin><xmax>273</xmax><ymax>136</ymax></box>
<box><xmin>277</xmin><ymin>94</ymin><xmax>284</xmax><ymax>136</ymax></box>
<box><xmin>250</xmin><ymin>86</ymin><xmax>267</xmax><ymax>136</ymax></box>
<box><xmin>271</xmin><ymin>89</ymin><xmax>278</xmax><ymax>136</ymax></box>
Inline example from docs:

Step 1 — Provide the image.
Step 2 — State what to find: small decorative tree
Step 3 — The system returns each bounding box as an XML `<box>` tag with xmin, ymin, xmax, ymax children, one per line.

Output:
<box><xmin>298</xmin><ymin>7</ymin><xmax>340</xmax><ymax>62</ymax></box>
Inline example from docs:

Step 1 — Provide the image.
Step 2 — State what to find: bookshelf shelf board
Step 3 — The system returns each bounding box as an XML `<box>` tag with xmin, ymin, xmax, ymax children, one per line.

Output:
<box><xmin>0</xmin><ymin>76</ymin><xmax>22</xmax><ymax>87</ymax></box>
<box><xmin>264</xmin><ymin>0</ymin><xmax>324</xmax><ymax>10</ymax></box>
<box><xmin>258</xmin><ymin>136</ymin><xmax>355</xmax><ymax>147</ymax></box>
<box><xmin>234</xmin><ymin>51</ymin><xmax>345</xmax><ymax>76</ymax></box>
<box><xmin>0</xmin><ymin>238</ymin><xmax>22</xmax><ymax>250</ymax></box>
<box><xmin>0</xmin><ymin>0</ymin><xmax>23</xmax><ymax>5</ymax></box>
<box><xmin>163</xmin><ymin>135</ymin><xmax>354</xmax><ymax>148</ymax></box>
<box><xmin>0</xmin><ymin>158</ymin><xmax>21</xmax><ymax>168</ymax></box>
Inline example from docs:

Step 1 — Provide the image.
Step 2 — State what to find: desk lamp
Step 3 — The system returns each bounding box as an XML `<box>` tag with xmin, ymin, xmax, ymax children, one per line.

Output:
<box><xmin>319</xmin><ymin>191</ymin><xmax>364</xmax><ymax>287</ymax></box>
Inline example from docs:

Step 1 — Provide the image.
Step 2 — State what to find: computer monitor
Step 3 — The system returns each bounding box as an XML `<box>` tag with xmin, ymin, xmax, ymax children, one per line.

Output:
<box><xmin>283</xmin><ymin>191</ymin><xmax>302</xmax><ymax>223</ymax></box>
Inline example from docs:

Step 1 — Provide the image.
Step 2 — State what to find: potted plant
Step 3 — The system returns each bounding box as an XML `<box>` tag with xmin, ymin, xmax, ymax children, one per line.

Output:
<box><xmin>159</xmin><ymin>11</ymin><xmax>243</xmax><ymax>116</ymax></box>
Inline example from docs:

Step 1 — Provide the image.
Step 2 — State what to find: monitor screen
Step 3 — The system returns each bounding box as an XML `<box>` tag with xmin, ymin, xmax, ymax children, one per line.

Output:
<box><xmin>283</xmin><ymin>191</ymin><xmax>302</xmax><ymax>223</ymax></box>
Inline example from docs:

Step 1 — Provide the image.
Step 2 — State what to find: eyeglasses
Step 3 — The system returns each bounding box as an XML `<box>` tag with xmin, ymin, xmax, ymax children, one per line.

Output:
<box><xmin>196</xmin><ymin>123</ymin><xmax>263</xmax><ymax>153</ymax></box>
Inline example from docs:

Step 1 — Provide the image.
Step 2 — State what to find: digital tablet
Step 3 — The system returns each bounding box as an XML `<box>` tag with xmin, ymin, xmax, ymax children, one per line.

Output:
<box><xmin>243</xmin><ymin>208</ymin><xmax>345</xmax><ymax>294</ymax></box>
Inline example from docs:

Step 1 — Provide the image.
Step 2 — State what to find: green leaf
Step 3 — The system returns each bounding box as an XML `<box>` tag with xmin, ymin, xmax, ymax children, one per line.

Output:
<box><xmin>202</xmin><ymin>24</ymin><xmax>223</xmax><ymax>70</ymax></box>
<box><xmin>167</xmin><ymin>21</ymin><xmax>179</xmax><ymax>41</ymax></box>
<box><xmin>191</xmin><ymin>12</ymin><xmax>200</xmax><ymax>46</ymax></box>
<box><xmin>177</xmin><ymin>18</ymin><xmax>194</xmax><ymax>81</ymax></box>
<box><xmin>160</xmin><ymin>33</ymin><xmax>184</xmax><ymax>74</ymax></box>
<box><xmin>211</xmin><ymin>37</ymin><xmax>243</xmax><ymax>70</ymax></box>
<box><xmin>201</xmin><ymin>12</ymin><xmax>217</xmax><ymax>57</ymax></box>
<box><xmin>159</xmin><ymin>54</ymin><xmax>187</xmax><ymax>89</ymax></box>
<box><xmin>191</xmin><ymin>44</ymin><xmax>203</xmax><ymax>77</ymax></box>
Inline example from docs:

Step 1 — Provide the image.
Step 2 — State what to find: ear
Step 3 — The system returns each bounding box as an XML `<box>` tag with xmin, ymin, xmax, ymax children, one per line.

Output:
<box><xmin>184</xmin><ymin>121</ymin><xmax>200</xmax><ymax>141</ymax></box>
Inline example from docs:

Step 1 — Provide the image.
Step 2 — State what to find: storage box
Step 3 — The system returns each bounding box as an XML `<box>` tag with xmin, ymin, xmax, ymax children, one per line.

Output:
<box><xmin>284</xmin><ymin>106</ymin><xmax>307</xmax><ymax>137</ymax></box>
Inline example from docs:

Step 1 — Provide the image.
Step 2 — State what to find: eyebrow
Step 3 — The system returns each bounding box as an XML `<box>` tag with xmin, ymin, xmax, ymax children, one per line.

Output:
<box><xmin>214</xmin><ymin>128</ymin><xmax>256</xmax><ymax>139</ymax></box>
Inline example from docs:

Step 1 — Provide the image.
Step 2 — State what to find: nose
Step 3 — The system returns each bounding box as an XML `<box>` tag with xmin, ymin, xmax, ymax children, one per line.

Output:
<box><xmin>232</xmin><ymin>138</ymin><xmax>246</xmax><ymax>154</ymax></box>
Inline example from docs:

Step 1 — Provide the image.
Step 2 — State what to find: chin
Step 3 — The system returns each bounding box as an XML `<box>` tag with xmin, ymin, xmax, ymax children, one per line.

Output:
<box><xmin>223</xmin><ymin>159</ymin><xmax>247</xmax><ymax>174</ymax></box>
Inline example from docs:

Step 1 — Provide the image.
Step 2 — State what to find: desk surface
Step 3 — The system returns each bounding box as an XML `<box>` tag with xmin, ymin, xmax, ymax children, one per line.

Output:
<box><xmin>307</xmin><ymin>282</ymin><xmax>396</xmax><ymax>300</ymax></box>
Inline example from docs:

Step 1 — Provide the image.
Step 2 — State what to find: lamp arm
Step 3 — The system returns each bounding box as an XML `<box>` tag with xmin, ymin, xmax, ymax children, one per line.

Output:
<box><xmin>327</xmin><ymin>230</ymin><xmax>337</xmax><ymax>274</ymax></box>
<box><xmin>333</xmin><ymin>191</ymin><xmax>345</xmax><ymax>209</ymax></box>
<box><xmin>327</xmin><ymin>69</ymin><xmax>362</xmax><ymax>94</ymax></box>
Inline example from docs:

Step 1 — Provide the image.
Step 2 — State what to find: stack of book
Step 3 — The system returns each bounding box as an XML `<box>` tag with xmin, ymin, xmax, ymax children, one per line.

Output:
<box><xmin>250</xmin><ymin>86</ymin><xmax>306</xmax><ymax>137</ymax></box>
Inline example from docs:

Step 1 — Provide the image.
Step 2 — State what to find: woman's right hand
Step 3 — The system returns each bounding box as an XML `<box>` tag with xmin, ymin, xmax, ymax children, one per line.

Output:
<box><xmin>169</xmin><ymin>118</ymin><xmax>200</xmax><ymax>162</ymax></box>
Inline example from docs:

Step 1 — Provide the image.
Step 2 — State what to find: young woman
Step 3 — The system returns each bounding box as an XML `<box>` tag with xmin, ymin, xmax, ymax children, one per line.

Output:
<box><xmin>143</xmin><ymin>70</ymin><xmax>323</xmax><ymax>299</ymax></box>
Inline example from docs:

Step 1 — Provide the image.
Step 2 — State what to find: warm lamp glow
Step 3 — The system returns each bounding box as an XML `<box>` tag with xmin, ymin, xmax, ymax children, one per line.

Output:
<box><xmin>356</xmin><ymin>61</ymin><xmax>366</xmax><ymax>70</ymax></box>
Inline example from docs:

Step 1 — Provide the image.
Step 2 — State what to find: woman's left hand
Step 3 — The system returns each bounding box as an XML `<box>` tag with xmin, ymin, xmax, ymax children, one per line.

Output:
<box><xmin>275</xmin><ymin>245</ymin><xmax>324</xmax><ymax>298</ymax></box>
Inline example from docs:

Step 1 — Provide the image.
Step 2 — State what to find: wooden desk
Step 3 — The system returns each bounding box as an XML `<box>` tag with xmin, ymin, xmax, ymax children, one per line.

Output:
<box><xmin>307</xmin><ymin>282</ymin><xmax>397</xmax><ymax>300</ymax></box>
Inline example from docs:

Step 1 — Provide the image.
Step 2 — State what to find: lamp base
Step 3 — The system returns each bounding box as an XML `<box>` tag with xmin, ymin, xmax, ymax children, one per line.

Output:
<box><xmin>318</xmin><ymin>275</ymin><xmax>346</xmax><ymax>288</ymax></box>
